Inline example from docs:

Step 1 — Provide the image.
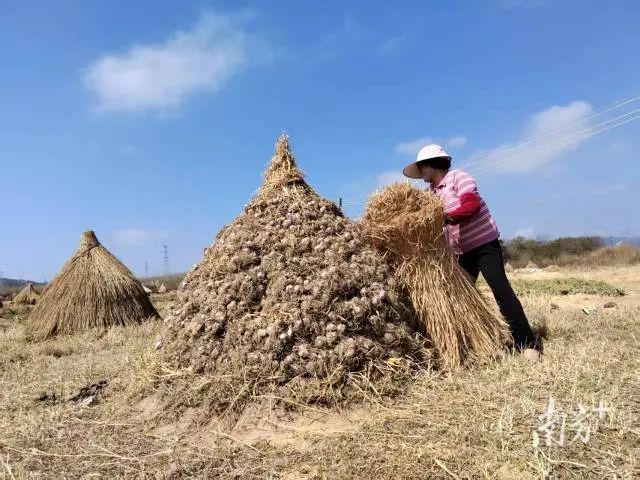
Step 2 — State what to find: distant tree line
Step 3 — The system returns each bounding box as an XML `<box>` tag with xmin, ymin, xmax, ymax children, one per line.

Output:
<box><xmin>501</xmin><ymin>236</ymin><xmax>640</xmax><ymax>267</ymax></box>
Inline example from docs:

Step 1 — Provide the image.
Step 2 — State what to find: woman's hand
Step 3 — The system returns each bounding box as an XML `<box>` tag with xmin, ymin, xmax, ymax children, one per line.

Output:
<box><xmin>444</xmin><ymin>214</ymin><xmax>460</xmax><ymax>225</ymax></box>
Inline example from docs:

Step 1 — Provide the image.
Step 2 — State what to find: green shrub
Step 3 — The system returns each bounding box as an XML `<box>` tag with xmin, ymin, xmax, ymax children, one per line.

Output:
<box><xmin>502</xmin><ymin>236</ymin><xmax>607</xmax><ymax>268</ymax></box>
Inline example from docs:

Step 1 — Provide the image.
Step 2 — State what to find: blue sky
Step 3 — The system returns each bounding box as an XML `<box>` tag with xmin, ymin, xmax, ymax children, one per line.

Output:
<box><xmin>1</xmin><ymin>0</ymin><xmax>639</xmax><ymax>280</ymax></box>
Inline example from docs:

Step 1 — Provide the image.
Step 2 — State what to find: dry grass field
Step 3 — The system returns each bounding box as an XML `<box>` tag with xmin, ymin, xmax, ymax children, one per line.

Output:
<box><xmin>0</xmin><ymin>268</ymin><xmax>638</xmax><ymax>479</ymax></box>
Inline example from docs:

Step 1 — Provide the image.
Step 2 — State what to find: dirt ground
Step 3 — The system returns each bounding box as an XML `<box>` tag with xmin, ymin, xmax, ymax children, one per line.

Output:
<box><xmin>0</xmin><ymin>267</ymin><xmax>638</xmax><ymax>479</ymax></box>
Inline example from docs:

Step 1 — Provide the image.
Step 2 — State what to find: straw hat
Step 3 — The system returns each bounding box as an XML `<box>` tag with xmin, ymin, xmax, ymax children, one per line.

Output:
<box><xmin>402</xmin><ymin>144</ymin><xmax>451</xmax><ymax>179</ymax></box>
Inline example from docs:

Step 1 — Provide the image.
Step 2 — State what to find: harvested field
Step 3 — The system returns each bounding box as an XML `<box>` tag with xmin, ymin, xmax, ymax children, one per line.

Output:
<box><xmin>3</xmin><ymin>5</ymin><xmax>638</xmax><ymax>478</ymax></box>
<box><xmin>0</xmin><ymin>264</ymin><xmax>638</xmax><ymax>478</ymax></box>
<box><xmin>479</xmin><ymin>277</ymin><xmax>626</xmax><ymax>297</ymax></box>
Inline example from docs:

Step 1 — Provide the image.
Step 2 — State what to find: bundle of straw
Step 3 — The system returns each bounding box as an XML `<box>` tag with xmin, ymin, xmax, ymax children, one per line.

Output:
<box><xmin>13</xmin><ymin>283</ymin><xmax>39</xmax><ymax>305</ymax></box>
<box><xmin>362</xmin><ymin>183</ymin><xmax>509</xmax><ymax>369</ymax></box>
<box><xmin>260</xmin><ymin>133</ymin><xmax>306</xmax><ymax>194</ymax></box>
<box><xmin>26</xmin><ymin>230</ymin><xmax>158</xmax><ymax>341</ymax></box>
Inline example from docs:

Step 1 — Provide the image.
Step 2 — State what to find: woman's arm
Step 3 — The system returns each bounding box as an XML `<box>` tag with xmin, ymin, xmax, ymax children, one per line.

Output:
<box><xmin>444</xmin><ymin>192</ymin><xmax>482</xmax><ymax>224</ymax></box>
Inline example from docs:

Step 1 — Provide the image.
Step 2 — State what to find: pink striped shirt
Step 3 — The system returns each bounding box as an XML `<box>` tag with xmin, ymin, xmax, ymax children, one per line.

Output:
<box><xmin>430</xmin><ymin>169</ymin><xmax>499</xmax><ymax>254</ymax></box>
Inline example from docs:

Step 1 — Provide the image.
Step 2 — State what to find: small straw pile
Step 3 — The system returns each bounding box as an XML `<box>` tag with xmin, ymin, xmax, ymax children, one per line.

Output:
<box><xmin>13</xmin><ymin>283</ymin><xmax>39</xmax><ymax>305</ymax></box>
<box><xmin>26</xmin><ymin>230</ymin><xmax>159</xmax><ymax>341</ymax></box>
<box><xmin>362</xmin><ymin>182</ymin><xmax>509</xmax><ymax>369</ymax></box>
<box><xmin>260</xmin><ymin>134</ymin><xmax>306</xmax><ymax>193</ymax></box>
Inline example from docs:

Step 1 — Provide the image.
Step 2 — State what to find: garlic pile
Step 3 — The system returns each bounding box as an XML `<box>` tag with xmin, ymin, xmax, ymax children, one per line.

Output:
<box><xmin>160</xmin><ymin>135</ymin><xmax>426</xmax><ymax>408</ymax></box>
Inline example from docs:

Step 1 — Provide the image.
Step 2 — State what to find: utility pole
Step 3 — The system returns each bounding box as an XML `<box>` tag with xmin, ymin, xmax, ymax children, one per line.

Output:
<box><xmin>144</xmin><ymin>261</ymin><xmax>149</xmax><ymax>278</ymax></box>
<box><xmin>162</xmin><ymin>245</ymin><xmax>169</xmax><ymax>275</ymax></box>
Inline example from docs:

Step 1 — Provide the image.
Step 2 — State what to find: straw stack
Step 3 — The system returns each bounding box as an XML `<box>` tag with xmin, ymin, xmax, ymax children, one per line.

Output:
<box><xmin>362</xmin><ymin>182</ymin><xmax>509</xmax><ymax>369</ymax></box>
<box><xmin>13</xmin><ymin>283</ymin><xmax>39</xmax><ymax>306</ymax></box>
<box><xmin>26</xmin><ymin>230</ymin><xmax>158</xmax><ymax>341</ymax></box>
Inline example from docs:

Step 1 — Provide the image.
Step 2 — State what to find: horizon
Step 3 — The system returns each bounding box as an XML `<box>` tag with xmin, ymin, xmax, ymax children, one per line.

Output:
<box><xmin>1</xmin><ymin>1</ymin><xmax>639</xmax><ymax>280</ymax></box>
<box><xmin>2</xmin><ymin>233</ymin><xmax>638</xmax><ymax>284</ymax></box>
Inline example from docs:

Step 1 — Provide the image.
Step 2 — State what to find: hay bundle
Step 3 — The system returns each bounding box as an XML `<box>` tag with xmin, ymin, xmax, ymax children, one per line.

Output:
<box><xmin>160</xmin><ymin>134</ymin><xmax>425</xmax><ymax>413</ymax></box>
<box><xmin>157</xmin><ymin>283</ymin><xmax>167</xmax><ymax>294</ymax></box>
<box><xmin>26</xmin><ymin>231</ymin><xmax>159</xmax><ymax>341</ymax></box>
<box><xmin>13</xmin><ymin>283</ymin><xmax>39</xmax><ymax>305</ymax></box>
<box><xmin>362</xmin><ymin>183</ymin><xmax>509</xmax><ymax>369</ymax></box>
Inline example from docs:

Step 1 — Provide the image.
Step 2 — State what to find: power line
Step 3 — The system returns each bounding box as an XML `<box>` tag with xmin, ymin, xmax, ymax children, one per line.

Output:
<box><xmin>469</xmin><ymin>111</ymin><xmax>640</xmax><ymax>177</ymax></box>
<box><xmin>341</xmin><ymin>199</ymin><xmax>367</xmax><ymax>206</ymax></box>
<box><xmin>469</xmin><ymin>110</ymin><xmax>640</xmax><ymax>176</ymax></box>
<box><xmin>460</xmin><ymin>91</ymin><xmax>640</xmax><ymax>171</ymax></box>
<box><xmin>468</xmin><ymin>108</ymin><xmax>640</xmax><ymax>175</ymax></box>
<box><xmin>338</xmin><ymin>91</ymin><xmax>640</xmax><ymax>204</ymax></box>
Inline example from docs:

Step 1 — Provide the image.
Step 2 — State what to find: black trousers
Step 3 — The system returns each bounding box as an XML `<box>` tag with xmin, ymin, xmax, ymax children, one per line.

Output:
<box><xmin>458</xmin><ymin>239</ymin><xmax>536</xmax><ymax>349</ymax></box>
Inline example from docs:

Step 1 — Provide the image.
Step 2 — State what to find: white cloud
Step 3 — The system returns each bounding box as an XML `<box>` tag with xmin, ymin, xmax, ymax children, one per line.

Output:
<box><xmin>446</xmin><ymin>135</ymin><xmax>467</xmax><ymax>148</ymax></box>
<box><xmin>395</xmin><ymin>135</ymin><xmax>467</xmax><ymax>157</ymax></box>
<box><xmin>514</xmin><ymin>228</ymin><xmax>536</xmax><ymax>239</ymax></box>
<box><xmin>84</xmin><ymin>11</ymin><xmax>267</xmax><ymax>113</ymax></box>
<box><xmin>114</xmin><ymin>229</ymin><xmax>167</xmax><ymax>248</ymax></box>
<box><xmin>378</xmin><ymin>36</ymin><xmax>404</xmax><ymax>56</ymax></box>
<box><xmin>528</xmin><ymin>101</ymin><xmax>593</xmax><ymax>137</ymax></box>
<box><xmin>395</xmin><ymin>138</ymin><xmax>431</xmax><ymax>157</ymax></box>
<box><xmin>466</xmin><ymin>100</ymin><xmax>594</xmax><ymax>174</ymax></box>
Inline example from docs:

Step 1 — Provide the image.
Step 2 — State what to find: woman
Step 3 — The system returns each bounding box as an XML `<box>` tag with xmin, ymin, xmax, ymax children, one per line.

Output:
<box><xmin>403</xmin><ymin>144</ymin><xmax>540</xmax><ymax>362</ymax></box>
